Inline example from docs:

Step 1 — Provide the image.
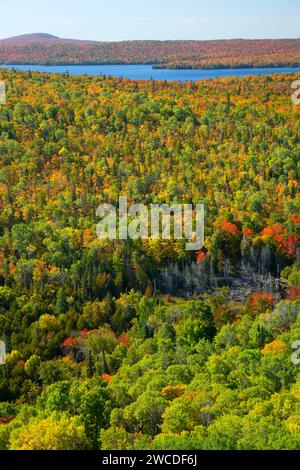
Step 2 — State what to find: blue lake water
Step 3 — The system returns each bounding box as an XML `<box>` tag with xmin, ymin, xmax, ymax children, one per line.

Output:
<box><xmin>1</xmin><ymin>64</ymin><xmax>300</xmax><ymax>81</ymax></box>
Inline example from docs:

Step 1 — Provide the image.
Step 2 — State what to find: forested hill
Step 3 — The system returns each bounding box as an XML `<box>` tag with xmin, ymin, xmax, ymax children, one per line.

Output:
<box><xmin>0</xmin><ymin>68</ymin><xmax>300</xmax><ymax>450</ymax></box>
<box><xmin>0</xmin><ymin>34</ymin><xmax>300</xmax><ymax>68</ymax></box>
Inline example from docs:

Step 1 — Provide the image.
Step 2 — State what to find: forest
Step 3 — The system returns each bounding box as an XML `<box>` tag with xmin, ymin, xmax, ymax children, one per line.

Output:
<box><xmin>0</xmin><ymin>35</ymin><xmax>300</xmax><ymax>68</ymax></box>
<box><xmin>0</xmin><ymin>68</ymin><xmax>299</xmax><ymax>449</ymax></box>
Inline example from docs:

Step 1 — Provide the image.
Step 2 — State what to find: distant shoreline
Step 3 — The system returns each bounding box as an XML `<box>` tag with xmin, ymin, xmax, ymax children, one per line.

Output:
<box><xmin>0</xmin><ymin>62</ymin><xmax>300</xmax><ymax>70</ymax></box>
<box><xmin>0</xmin><ymin>62</ymin><xmax>300</xmax><ymax>71</ymax></box>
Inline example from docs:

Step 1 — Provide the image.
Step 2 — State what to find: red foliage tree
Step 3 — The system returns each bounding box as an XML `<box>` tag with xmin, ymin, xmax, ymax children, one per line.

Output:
<box><xmin>286</xmin><ymin>286</ymin><xmax>300</xmax><ymax>301</ymax></box>
<box><xmin>102</xmin><ymin>373</ymin><xmax>113</xmax><ymax>383</ymax></box>
<box><xmin>118</xmin><ymin>332</ymin><xmax>129</xmax><ymax>346</ymax></box>
<box><xmin>247</xmin><ymin>291</ymin><xmax>273</xmax><ymax>315</ymax></box>
<box><xmin>221</xmin><ymin>221</ymin><xmax>240</xmax><ymax>236</ymax></box>
<box><xmin>261</xmin><ymin>226</ymin><xmax>297</xmax><ymax>257</ymax></box>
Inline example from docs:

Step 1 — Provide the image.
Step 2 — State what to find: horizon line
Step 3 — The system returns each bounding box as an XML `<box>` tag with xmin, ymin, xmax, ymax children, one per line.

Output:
<box><xmin>1</xmin><ymin>32</ymin><xmax>300</xmax><ymax>42</ymax></box>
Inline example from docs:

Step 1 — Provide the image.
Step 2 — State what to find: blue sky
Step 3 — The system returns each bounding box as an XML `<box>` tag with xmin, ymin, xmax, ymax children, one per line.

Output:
<box><xmin>1</xmin><ymin>0</ymin><xmax>299</xmax><ymax>41</ymax></box>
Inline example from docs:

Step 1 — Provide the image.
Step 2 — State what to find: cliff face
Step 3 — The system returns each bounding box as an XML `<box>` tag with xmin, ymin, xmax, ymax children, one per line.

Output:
<box><xmin>156</xmin><ymin>245</ymin><xmax>288</xmax><ymax>301</ymax></box>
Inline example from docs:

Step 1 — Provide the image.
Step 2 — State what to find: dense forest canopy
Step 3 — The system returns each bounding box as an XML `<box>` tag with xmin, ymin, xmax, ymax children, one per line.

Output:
<box><xmin>0</xmin><ymin>35</ymin><xmax>300</xmax><ymax>68</ymax></box>
<box><xmin>0</xmin><ymin>69</ymin><xmax>299</xmax><ymax>449</ymax></box>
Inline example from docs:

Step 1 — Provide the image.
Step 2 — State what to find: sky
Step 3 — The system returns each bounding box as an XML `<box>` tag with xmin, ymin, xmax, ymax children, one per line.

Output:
<box><xmin>0</xmin><ymin>0</ymin><xmax>299</xmax><ymax>41</ymax></box>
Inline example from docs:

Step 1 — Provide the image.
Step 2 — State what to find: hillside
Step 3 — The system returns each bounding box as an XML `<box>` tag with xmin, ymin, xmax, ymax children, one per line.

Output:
<box><xmin>0</xmin><ymin>33</ymin><xmax>60</xmax><ymax>44</ymax></box>
<box><xmin>0</xmin><ymin>34</ymin><xmax>300</xmax><ymax>68</ymax></box>
<box><xmin>0</xmin><ymin>69</ymin><xmax>299</xmax><ymax>449</ymax></box>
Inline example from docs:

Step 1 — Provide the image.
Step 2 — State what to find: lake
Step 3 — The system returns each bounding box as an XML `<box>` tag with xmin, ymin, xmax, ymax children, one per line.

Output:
<box><xmin>1</xmin><ymin>64</ymin><xmax>300</xmax><ymax>81</ymax></box>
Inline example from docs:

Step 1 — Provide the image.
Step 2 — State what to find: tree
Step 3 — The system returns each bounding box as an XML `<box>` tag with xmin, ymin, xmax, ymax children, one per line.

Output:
<box><xmin>124</xmin><ymin>391</ymin><xmax>167</xmax><ymax>436</ymax></box>
<box><xmin>69</xmin><ymin>380</ymin><xmax>110</xmax><ymax>448</ymax></box>
<box><xmin>100</xmin><ymin>426</ymin><xmax>133</xmax><ymax>450</ymax></box>
<box><xmin>55</xmin><ymin>288</ymin><xmax>68</xmax><ymax>315</ymax></box>
<box><xmin>9</xmin><ymin>413</ymin><xmax>88</xmax><ymax>450</ymax></box>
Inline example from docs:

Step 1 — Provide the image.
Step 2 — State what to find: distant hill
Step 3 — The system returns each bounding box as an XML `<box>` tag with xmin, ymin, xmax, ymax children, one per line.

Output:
<box><xmin>0</xmin><ymin>33</ymin><xmax>299</xmax><ymax>68</ymax></box>
<box><xmin>0</xmin><ymin>33</ymin><xmax>61</xmax><ymax>44</ymax></box>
